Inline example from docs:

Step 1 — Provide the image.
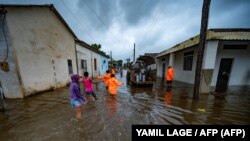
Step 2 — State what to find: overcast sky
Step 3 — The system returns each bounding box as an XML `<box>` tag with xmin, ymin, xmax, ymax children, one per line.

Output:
<box><xmin>1</xmin><ymin>0</ymin><xmax>250</xmax><ymax>62</ymax></box>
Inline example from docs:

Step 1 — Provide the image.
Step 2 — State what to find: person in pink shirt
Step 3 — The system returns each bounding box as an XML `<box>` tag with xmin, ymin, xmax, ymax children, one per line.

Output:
<box><xmin>82</xmin><ymin>72</ymin><xmax>97</xmax><ymax>103</ymax></box>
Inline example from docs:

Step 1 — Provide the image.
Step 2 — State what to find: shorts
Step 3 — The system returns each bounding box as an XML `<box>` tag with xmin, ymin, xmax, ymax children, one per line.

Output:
<box><xmin>86</xmin><ymin>91</ymin><xmax>96</xmax><ymax>97</ymax></box>
<box><xmin>167</xmin><ymin>80</ymin><xmax>172</xmax><ymax>84</ymax></box>
<box><xmin>70</xmin><ymin>99</ymin><xmax>84</xmax><ymax>108</ymax></box>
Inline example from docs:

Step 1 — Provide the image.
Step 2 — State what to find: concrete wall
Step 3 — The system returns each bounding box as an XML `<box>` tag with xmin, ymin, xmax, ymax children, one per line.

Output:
<box><xmin>157</xmin><ymin>40</ymin><xmax>250</xmax><ymax>89</ymax></box>
<box><xmin>211</xmin><ymin>41</ymin><xmax>250</xmax><ymax>86</ymax></box>
<box><xmin>174</xmin><ymin>46</ymin><xmax>198</xmax><ymax>84</ymax></box>
<box><xmin>156</xmin><ymin>55</ymin><xmax>169</xmax><ymax>78</ymax></box>
<box><xmin>91</xmin><ymin>53</ymin><xmax>100</xmax><ymax>77</ymax></box>
<box><xmin>76</xmin><ymin>43</ymin><xmax>101</xmax><ymax>77</ymax></box>
<box><xmin>0</xmin><ymin>14</ymin><xmax>23</xmax><ymax>98</ymax></box>
<box><xmin>200</xmin><ymin>41</ymin><xmax>219</xmax><ymax>93</ymax></box>
<box><xmin>5</xmin><ymin>7</ymin><xmax>77</xmax><ymax>97</ymax></box>
<box><xmin>100</xmin><ymin>56</ymin><xmax>108</xmax><ymax>75</ymax></box>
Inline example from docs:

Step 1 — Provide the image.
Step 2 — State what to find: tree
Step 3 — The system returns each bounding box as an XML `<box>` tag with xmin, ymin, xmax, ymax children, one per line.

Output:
<box><xmin>91</xmin><ymin>44</ymin><xmax>101</xmax><ymax>50</ymax></box>
<box><xmin>117</xmin><ymin>60</ymin><xmax>123</xmax><ymax>67</ymax></box>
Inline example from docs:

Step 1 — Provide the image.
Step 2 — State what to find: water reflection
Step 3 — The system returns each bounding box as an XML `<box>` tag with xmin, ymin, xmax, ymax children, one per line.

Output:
<box><xmin>0</xmin><ymin>71</ymin><xmax>249</xmax><ymax>141</ymax></box>
<box><xmin>106</xmin><ymin>96</ymin><xmax>118</xmax><ymax>116</ymax></box>
<box><xmin>164</xmin><ymin>88</ymin><xmax>172</xmax><ymax>109</ymax></box>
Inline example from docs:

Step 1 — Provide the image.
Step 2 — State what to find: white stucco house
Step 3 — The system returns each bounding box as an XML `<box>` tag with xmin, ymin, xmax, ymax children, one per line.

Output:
<box><xmin>156</xmin><ymin>28</ymin><xmax>250</xmax><ymax>93</ymax></box>
<box><xmin>0</xmin><ymin>4</ymin><xmax>78</xmax><ymax>98</ymax></box>
<box><xmin>76</xmin><ymin>39</ymin><xmax>109</xmax><ymax>78</ymax></box>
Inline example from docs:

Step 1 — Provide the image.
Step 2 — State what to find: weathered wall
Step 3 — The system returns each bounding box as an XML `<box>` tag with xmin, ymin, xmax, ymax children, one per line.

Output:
<box><xmin>173</xmin><ymin>46</ymin><xmax>198</xmax><ymax>84</ymax></box>
<box><xmin>76</xmin><ymin>43</ymin><xmax>101</xmax><ymax>78</ymax></box>
<box><xmin>5</xmin><ymin>7</ymin><xmax>77</xmax><ymax>97</ymax></box>
<box><xmin>100</xmin><ymin>56</ymin><xmax>108</xmax><ymax>75</ymax></box>
<box><xmin>0</xmin><ymin>14</ymin><xmax>23</xmax><ymax>98</ymax></box>
<box><xmin>211</xmin><ymin>41</ymin><xmax>250</xmax><ymax>86</ymax></box>
<box><xmin>156</xmin><ymin>55</ymin><xmax>169</xmax><ymax>79</ymax></box>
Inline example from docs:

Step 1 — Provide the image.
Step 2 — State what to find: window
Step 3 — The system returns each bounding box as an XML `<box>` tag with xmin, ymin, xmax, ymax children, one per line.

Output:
<box><xmin>67</xmin><ymin>59</ymin><xmax>73</xmax><ymax>74</ymax></box>
<box><xmin>81</xmin><ymin>60</ymin><xmax>87</xmax><ymax>69</ymax></box>
<box><xmin>94</xmin><ymin>58</ymin><xmax>97</xmax><ymax>71</ymax></box>
<box><xmin>183</xmin><ymin>51</ymin><xmax>194</xmax><ymax>71</ymax></box>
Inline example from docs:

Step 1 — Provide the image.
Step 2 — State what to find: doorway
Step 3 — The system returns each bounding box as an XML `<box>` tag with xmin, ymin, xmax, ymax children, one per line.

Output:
<box><xmin>162</xmin><ymin>63</ymin><xmax>165</xmax><ymax>80</ymax></box>
<box><xmin>215</xmin><ymin>58</ymin><xmax>233</xmax><ymax>92</ymax></box>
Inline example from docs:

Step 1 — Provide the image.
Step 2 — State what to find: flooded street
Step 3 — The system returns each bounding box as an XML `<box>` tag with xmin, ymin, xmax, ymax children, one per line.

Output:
<box><xmin>0</xmin><ymin>70</ymin><xmax>249</xmax><ymax>141</ymax></box>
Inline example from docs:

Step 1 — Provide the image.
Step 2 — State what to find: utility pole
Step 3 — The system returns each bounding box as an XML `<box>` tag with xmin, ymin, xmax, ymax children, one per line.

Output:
<box><xmin>110</xmin><ymin>51</ymin><xmax>112</xmax><ymax>67</ymax></box>
<box><xmin>193</xmin><ymin>0</ymin><xmax>211</xmax><ymax>99</ymax></box>
<box><xmin>133</xmin><ymin>43</ymin><xmax>135</xmax><ymax>62</ymax></box>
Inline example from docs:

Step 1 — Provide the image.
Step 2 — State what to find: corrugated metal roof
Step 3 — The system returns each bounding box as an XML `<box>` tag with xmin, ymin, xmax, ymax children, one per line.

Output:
<box><xmin>156</xmin><ymin>28</ymin><xmax>250</xmax><ymax>58</ymax></box>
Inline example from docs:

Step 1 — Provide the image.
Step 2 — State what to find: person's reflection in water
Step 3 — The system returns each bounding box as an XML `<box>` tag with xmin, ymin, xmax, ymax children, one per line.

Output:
<box><xmin>106</xmin><ymin>96</ymin><xmax>118</xmax><ymax>116</ymax></box>
<box><xmin>165</xmin><ymin>88</ymin><xmax>173</xmax><ymax>110</ymax></box>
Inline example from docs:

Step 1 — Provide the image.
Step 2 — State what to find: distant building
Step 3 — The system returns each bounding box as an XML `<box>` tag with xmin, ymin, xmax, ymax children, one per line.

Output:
<box><xmin>0</xmin><ymin>4</ymin><xmax>78</xmax><ymax>98</ymax></box>
<box><xmin>100</xmin><ymin>55</ymin><xmax>109</xmax><ymax>75</ymax></box>
<box><xmin>156</xmin><ymin>28</ymin><xmax>250</xmax><ymax>93</ymax></box>
<box><xmin>76</xmin><ymin>39</ymin><xmax>109</xmax><ymax>77</ymax></box>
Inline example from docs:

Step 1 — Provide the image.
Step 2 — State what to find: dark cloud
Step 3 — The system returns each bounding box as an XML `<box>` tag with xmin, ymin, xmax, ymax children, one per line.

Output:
<box><xmin>210</xmin><ymin>0</ymin><xmax>250</xmax><ymax>12</ymax></box>
<box><xmin>0</xmin><ymin>0</ymin><xmax>249</xmax><ymax>61</ymax></box>
<box><xmin>209</xmin><ymin>0</ymin><xmax>250</xmax><ymax>28</ymax></box>
<box><xmin>119</xmin><ymin>0</ymin><xmax>159</xmax><ymax>25</ymax></box>
<box><xmin>77</xmin><ymin>0</ymin><xmax>119</xmax><ymax>31</ymax></box>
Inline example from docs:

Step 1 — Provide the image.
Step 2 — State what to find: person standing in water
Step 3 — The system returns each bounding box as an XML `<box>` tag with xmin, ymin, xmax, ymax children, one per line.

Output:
<box><xmin>69</xmin><ymin>74</ymin><xmax>85</xmax><ymax>120</ymax></box>
<box><xmin>107</xmin><ymin>74</ymin><xmax>123</xmax><ymax>97</ymax></box>
<box><xmin>97</xmin><ymin>70</ymin><xmax>111</xmax><ymax>90</ymax></box>
<box><xmin>82</xmin><ymin>72</ymin><xmax>97</xmax><ymax>103</ymax></box>
<box><xmin>166</xmin><ymin>66</ymin><xmax>175</xmax><ymax>88</ymax></box>
<box><xmin>120</xmin><ymin>68</ymin><xmax>123</xmax><ymax>77</ymax></box>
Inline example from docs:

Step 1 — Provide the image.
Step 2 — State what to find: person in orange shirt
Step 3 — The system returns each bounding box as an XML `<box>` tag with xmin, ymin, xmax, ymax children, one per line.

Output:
<box><xmin>111</xmin><ymin>68</ymin><xmax>116</xmax><ymax>75</ymax></box>
<box><xmin>107</xmin><ymin>74</ymin><xmax>123</xmax><ymax>97</ymax></box>
<box><xmin>97</xmin><ymin>70</ymin><xmax>111</xmax><ymax>90</ymax></box>
<box><xmin>166</xmin><ymin>66</ymin><xmax>175</xmax><ymax>88</ymax></box>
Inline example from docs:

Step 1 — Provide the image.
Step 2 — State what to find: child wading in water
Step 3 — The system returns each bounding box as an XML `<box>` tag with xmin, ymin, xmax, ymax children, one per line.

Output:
<box><xmin>97</xmin><ymin>70</ymin><xmax>111</xmax><ymax>90</ymax></box>
<box><xmin>108</xmin><ymin>74</ymin><xmax>123</xmax><ymax>97</ymax></box>
<box><xmin>83</xmin><ymin>72</ymin><xmax>97</xmax><ymax>103</ymax></box>
<box><xmin>69</xmin><ymin>74</ymin><xmax>85</xmax><ymax>120</ymax></box>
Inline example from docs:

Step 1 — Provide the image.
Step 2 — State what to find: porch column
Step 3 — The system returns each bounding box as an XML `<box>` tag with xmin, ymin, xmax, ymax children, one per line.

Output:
<box><xmin>169</xmin><ymin>53</ymin><xmax>175</xmax><ymax>67</ymax></box>
<box><xmin>200</xmin><ymin>41</ymin><xmax>219</xmax><ymax>93</ymax></box>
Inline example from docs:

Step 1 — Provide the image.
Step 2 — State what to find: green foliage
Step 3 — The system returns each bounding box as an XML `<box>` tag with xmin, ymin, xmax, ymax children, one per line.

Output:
<box><xmin>91</xmin><ymin>44</ymin><xmax>101</xmax><ymax>50</ymax></box>
<box><xmin>117</xmin><ymin>60</ymin><xmax>123</xmax><ymax>66</ymax></box>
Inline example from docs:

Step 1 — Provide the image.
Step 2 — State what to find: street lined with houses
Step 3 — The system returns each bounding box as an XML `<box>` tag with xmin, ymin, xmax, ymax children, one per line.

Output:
<box><xmin>0</xmin><ymin>1</ymin><xmax>249</xmax><ymax>141</ymax></box>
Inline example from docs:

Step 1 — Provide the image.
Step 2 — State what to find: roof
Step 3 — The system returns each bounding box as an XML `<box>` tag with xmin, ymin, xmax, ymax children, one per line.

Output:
<box><xmin>76</xmin><ymin>39</ymin><xmax>109</xmax><ymax>58</ymax></box>
<box><xmin>137</xmin><ymin>55</ymin><xmax>156</xmax><ymax>65</ymax></box>
<box><xmin>156</xmin><ymin>28</ymin><xmax>250</xmax><ymax>58</ymax></box>
<box><xmin>0</xmin><ymin>4</ymin><xmax>77</xmax><ymax>39</ymax></box>
<box><xmin>144</xmin><ymin>53</ymin><xmax>159</xmax><ymax>58</ymax></box>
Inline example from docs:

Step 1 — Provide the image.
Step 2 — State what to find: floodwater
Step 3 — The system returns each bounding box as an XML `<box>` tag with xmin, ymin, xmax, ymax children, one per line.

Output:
<box><xmin>0</xmin><ymin>70</ymin><xmax>249</xmax><ymax>141</ymax></box>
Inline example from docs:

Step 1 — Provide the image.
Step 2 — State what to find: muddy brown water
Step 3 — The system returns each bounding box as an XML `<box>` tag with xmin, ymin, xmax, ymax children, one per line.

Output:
<box><xmin>0</xmin><ymin>70</ymin><xmax>249</xmax><ymax>141</ymax></box>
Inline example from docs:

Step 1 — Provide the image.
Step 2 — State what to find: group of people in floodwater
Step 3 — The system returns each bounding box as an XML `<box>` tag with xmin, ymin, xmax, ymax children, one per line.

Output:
<box><xmin>69</xmin><ymin>68</ymin><xmax>124</xmax><ymax>120</ymax></box>
<box><xmin>69</xmin><ymin>65</ymin><xmax>174</xmax><ymax>120</ymax></box>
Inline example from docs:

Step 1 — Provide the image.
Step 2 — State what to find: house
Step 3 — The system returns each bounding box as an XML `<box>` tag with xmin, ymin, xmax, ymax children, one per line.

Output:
<box><xmin>156</xmin><ymin>28</ymin><xmax>250</xmax><ymax>93</ymax></box>
<box><xmin>76</xmin><ymin>39</ymin><xmax>109</xmax><ymax>77</ymax></box>
<box><xmin>0</xmin><ymin>4</ymin><xmax>78</xmax><ymax>98</ymax></box>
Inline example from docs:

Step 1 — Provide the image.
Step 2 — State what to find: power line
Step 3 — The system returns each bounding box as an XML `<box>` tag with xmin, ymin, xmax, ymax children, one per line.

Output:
<box><xmin>141</xmin><ymin>0</ymin><xmax>168</xmax><ymax>41</ymax></box>
<box><xmin>60</xmin><ymin>0</ymin><xmax>95</xmax><ymax>42</ymax></box>
<box><xmin>81</xmin><ymin>1</ymin><xmax>122</xmax><ymax>43</ymax></box>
